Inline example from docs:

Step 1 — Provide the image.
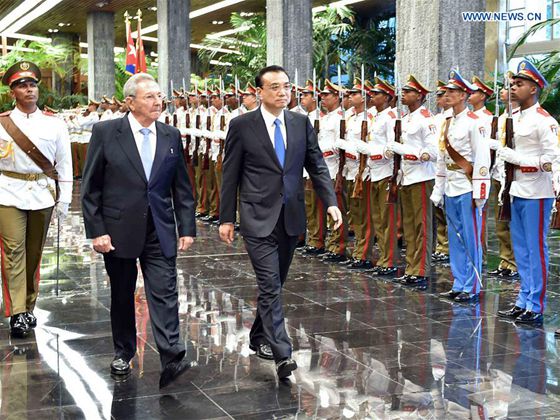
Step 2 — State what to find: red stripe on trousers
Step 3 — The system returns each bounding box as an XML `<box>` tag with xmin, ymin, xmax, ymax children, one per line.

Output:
<box><xmin>419</xmin><ymin>183</ymin><xmax>428</xmax><ymax>276</ymax></box>
<box><xmin>538</xmin><ymin>200</ymin><xmax>547</xmax><ymax>314</ymax></box>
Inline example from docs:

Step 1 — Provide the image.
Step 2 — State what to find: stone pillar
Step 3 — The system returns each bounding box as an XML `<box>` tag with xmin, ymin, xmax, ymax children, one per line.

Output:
<box><xmin>266</xmin><ymin>0</ymin><xmax>313</xmax><ymax>83</ymax></box>
<box><xmin>396</xmin><ymin>0</ymin><xmax>486</xmax><ymax>107</ymax></box>
<box><xmin>157</xmin><ymin>0</ymin><xmax>191</xmax><ymax>96</ymax></box>
<box><xmin>51</xmin><ymin>32</ymin><xmax>80</xmax><ymax>96</ymax></box>
<box><xmin>86</xmin><ymin>11</ymin><xmax>115</xmax><ymax>101</ymax></box>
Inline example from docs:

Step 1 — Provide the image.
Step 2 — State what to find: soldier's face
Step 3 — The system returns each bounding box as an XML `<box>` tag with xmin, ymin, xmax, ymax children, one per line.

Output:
<box><xmin>225</xmin><ymin>95</ymin><xmax>237</xmax><ymax>108</ymax></box>
<box><xmin>510</xmin><ymin>78</ymin><xmax>538</xmax><ymax>103</ymax></box>
<box><xmin>321</xmin><ymin>92</ymin><xmax>338</xmax><ymax>111</ymax></box>
<box><xmin>371</xmin><ymin>91</ymin><xmax>389</xmax><ymax>109</ymax></box>
<box><xmin>349</xmin><ymin>92</ymin><xmax>364</xmax><ymax>107</ymax></box>
<box><xmin>436</xmin><ymin>94</ymin><xmax>446</xmax><ymax>108</ymax></box>
<box><xmin>401</xmin><ymin>89</ymin><xmax>421</xmax><ymax>106</ymax></box>
<box><xmin>443</xmin><ymin>88</ymin><xmax>465</xmax><ymax>107</ymax></box>
<box><xmin>301</xmin><ymin>92</ymin><xmax>314</xmax><ymax>109</ymax></box>
<box><xmin>467</xmin><ymin>91</ymin><xmax>486</xmax><ymax>106</ymax></box>
<box><xmin>10</xmin><ymin>81</ymin><xmax>38</xmax><ymax>107</ymax></box>
<box><xmin>257</xmin><ymin>71</ymin><xmax>290</xmax><ymax>111</ymax></box>
<box><xmin>211</xmin><ymin>96</ymin><xmax>222</xmax><ymax>109</ymax></box>
<box><xmin>242</xmin><ymin>94</ymin><xmax>256</xmax><ymax>107</ymax></box>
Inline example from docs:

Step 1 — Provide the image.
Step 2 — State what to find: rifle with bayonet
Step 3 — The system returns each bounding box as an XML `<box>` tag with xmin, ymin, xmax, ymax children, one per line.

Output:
<box><xmin>203</xmin><ymin>80</ymin><xmax>211</xmax><ymax>170</ymax></box>
<box><xmin>498</xmin><ymin>61</ymin><xmax>514</xmax><ymax>221</ymax></box>
<box><xmin>183</xmin><ymin>78</ymin><xmax>191</xmax><ymax>165</ymax></box>
<box><xmin>387</xmin><ymin>66</ymin><xmax>402</xmax><ymax>204</ymax></box>
<box><xmin>489</xmin><ymin>60</ymin><xmax>499</xmax><ymax>171</ymax></box>
<box><xmin>334</xmin><ymin>64</ymin><xmax>346</xmax><ymax>195</ymax></box>
<box><xmin>193</xmin><ymin>81</ymin><xmax>200</xmax><ymax>167</ymax></box>
<box><xmin>352</xmin><ymin>64</ymin><xmax>368</xmax><ymax>199</ymax></box>
<box><xmin>217</xmin><ymin>77</ymin><xmax>226</xmax><ymax>171</ymax></box>
<box><xmin>313</xmin><ymin>68</ymin><xmax>320</xmax><ymax>134</ymax></box>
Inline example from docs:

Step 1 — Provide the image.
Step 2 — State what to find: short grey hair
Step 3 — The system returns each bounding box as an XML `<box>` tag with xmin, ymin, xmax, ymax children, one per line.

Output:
<box><xmin>123</xmin><ymin>73</ymin><xmax>158</xmax><ymax>98</ymax></box>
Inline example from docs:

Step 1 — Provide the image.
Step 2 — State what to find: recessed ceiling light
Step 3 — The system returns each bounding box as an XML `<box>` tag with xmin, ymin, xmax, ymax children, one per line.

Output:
<box><xmin>147</xmin><ymin>7</ymin><xmax>157</xmax><ymax>11</ymax></box>
<box><xmin>47</xmin><ymin>28</ymin><xmax>59</xmax><ymax>33</ymax></box>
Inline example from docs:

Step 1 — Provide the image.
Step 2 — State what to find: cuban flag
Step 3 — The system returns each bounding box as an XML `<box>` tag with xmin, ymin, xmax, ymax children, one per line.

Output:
<box><xmin>125</xmin><ymin>18</ymin><xmax>136</xmax><ymax>75</ymax></box>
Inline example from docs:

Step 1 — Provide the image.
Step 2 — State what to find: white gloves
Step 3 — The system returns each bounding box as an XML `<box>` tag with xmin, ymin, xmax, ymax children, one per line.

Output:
<box><xmin>334</xmin><ymin>138</ymin><xmax>348</xmax><ymax>150</ymax></box>
<box><xmin>430</xmin><ymin>191</ymin><xmax>444</xmax><ymax>208</ymax></box>
<box><xmin>214</xmin><ymin>130</ymin><xmax>227</xmax><ymax>140</ymax></box>
<box><xmin>355</xmin><ymin>141</ymin><xmax>371</xmax><ymax>155</ymax></box>
<box><xmin>497</xmin><ymin>147</ymin><xmax>522</xmax><ymax>166</ymax></box>
<box><xmin>386</xmin><ymin>141</ymin><xmax>411</xmax><ymax>156</ymax></box>
<box><xmin>474</xmin><ymin>199</ymin><xmax>486</xmax><ymax>216</ymax></box>
<box><xmin>55</xmin><ymin>202</ymin><xmax>69</xmax><ymax>221</ymax></box>
<box><xmin>488</xmin><ymin>138</ymin><xmax>500</xmax><ymax>151</ymax></box>
<box><xmin>553</xmin><ymin>171</ymin><xmax>560</xmax><ymax>196</ymax></box>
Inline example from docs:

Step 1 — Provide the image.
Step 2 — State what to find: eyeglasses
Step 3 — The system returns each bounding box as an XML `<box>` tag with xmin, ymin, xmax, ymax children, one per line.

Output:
<box><xmin>262</xmin><ymin>83</ymin><xmax>292</xmax><ymax>92</ymax></box>
<box><xmin>129</xmin><ymin>93</ymin><xmax>165</xmax><ymax>102</ymax></box>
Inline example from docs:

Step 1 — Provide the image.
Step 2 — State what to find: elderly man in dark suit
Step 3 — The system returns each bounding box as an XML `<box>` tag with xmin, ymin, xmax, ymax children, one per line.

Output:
<box><xmin>219</xmin><ymin>65</ymin><xmax>342</xmax><ymax>379</ymax></box>
<box><xmin>81</xmin><ymin>73</ymin><xmax>196</xmax><ymax>388</ymax></box>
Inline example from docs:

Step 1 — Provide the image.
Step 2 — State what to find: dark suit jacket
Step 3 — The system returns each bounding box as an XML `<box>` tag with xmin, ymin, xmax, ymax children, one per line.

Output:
<box><xmin>81</xmin><ymin>115</ymin><xmax>196</xmax><ymax>259</ymax></box>
<box><xmin>219</xmin><ymin>107</ymin><xmax>337</xmax><ymax>237</ymax></box>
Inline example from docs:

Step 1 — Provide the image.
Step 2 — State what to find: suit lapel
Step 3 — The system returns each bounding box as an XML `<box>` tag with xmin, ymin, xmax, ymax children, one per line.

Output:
<box><xmin>284</xmin><ymin>110</ymin><xmax>295</xmax><ymax>170</ymax></box>
<box><xmin>116</xmin><ymin>116</ymin><xmax>147</xmax><ymax>183</ymax></box>
<box><xmin>149</xmin><ymin>121</ymin><xmax>169</xmax><ymax>182</ymax></box>
<box><xmin>250</xmin><ymin>107</ymin><xmax>282</xmax><ymax>170</ymax></box>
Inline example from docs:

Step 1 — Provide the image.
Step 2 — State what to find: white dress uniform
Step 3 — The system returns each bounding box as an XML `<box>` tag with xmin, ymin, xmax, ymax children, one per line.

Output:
<box><xmin>158</xmin><ymin>109</ymin><xmax>172</xmax><ymax>124</ymax></box>
<box><xmin>76</xmin><ymin>112</ymin><xmax>99</xmax><ymax>144</ymax></box>
<box><xmin>359</xmin><ymin>106</ymin><xmax>394</xmax><ymax>182</ymax></box>
<box><xmin>318</xmin><ymin>107</ymin><xmax>344</xmax><ymax>180</ymax></box>
<box><xmin>0</xmin><ymin>107</ymin><xmax>72</xmax><ymax>209</ymax></box>
<box><xmin>99</xmin><ymin>109</ymin><xmax>113</xmax><ymax>121</ymax></box>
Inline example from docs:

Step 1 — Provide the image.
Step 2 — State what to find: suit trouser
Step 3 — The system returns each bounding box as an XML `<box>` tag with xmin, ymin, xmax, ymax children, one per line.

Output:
<box><xmin>0</xmin><ymin>205</ymin><xmax>53</xmax><ymax>316</ymax></box>
<box><xmin>445</xmin><ymin>192</ymin><xmax>482</xmax><ymax>295</ymax></box>
<box><xmin>103</xmin><ymin>213</ymin><xmax>185</xmax><ymax>368</ymax></box>
<box><xmin>195</xmin><ymin>153</ymin><xmax>208</xmax><ymax>214</ymax></box>
<box><xmin>434</xmin><ymin>206</ymin><xmax>448</xmax><ymax>254</ymax></box>
<box><xmin>370</xmin><ymin>177</ymin><xmax>397</xmax><ymax>268</ymax></box>
<box><xmin>208</xmin><ymin>159</ymin><xmax>219</xmax><ymax>217</ymax></box>
<box><xmin>305</xmin><ymin>179</ymin><xmax>326</xmax><ymax>249</ymax></box>
<box><xmin>511</xmin><ymin>197</ymin><xmax>553</xmax><ymax>314</ymax></box>
<box><xmin>350</xmin><ymin>180</ymin><xmax>374</xmax><ymax>261</ymax></box>
<box><xmin>491</xmin><ymin>178</ymin><xmax>517</xmax><ymax>270</ymax></box>
<box><xmin>243</xmin><ymin>207</ymin><xmax>298</xmax><ymax>361</ymax></box>
<box><xmin>326</xmin><ymin>179</ymin><xmax>349</xmax><ymax>255</ymax></box>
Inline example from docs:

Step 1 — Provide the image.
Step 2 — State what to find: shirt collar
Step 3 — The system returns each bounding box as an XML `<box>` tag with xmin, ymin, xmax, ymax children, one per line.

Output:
<box><xmin>12</xmin><ymin>106</ymin><xmax>41</xmax><ymax>119</ymax></box>
<box><xmin>260</xmin><ymin>105</ymin><xmax>285</xmax><ymax>127</ymax></box>
<box><xmin>128</xmin><ymin>112</ymin><xmax>156</xmax><ymax>134</ymax></box>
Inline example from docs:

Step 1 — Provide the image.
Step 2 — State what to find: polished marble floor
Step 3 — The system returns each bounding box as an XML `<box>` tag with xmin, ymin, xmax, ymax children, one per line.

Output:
<box><xmin>2</xmin><ymin>183</ymin><xmax>560</xmax><ymax>419</ymax></box>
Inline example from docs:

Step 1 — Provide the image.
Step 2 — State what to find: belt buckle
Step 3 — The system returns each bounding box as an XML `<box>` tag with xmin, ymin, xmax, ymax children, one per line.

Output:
<box><xmin>28</xmin><ymin>173</ymin><xmax>38</xmax><ymax>181</ymax></box>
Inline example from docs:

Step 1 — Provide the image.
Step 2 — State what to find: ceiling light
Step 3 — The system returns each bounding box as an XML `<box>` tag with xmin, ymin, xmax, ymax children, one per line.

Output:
<box><xmin>48</xmin><ymin>28</ymin><xmax>59</xmax><ymax>33</ymax></box>
<box><xmin>147</xmin><ymin>6</ymin><xmax>157</xmax><ymax>11</ymax></box>
<box><xmin>4</xmin><ymin>0</ymin><xmax>65</xmax><ymax>33</ymax></box>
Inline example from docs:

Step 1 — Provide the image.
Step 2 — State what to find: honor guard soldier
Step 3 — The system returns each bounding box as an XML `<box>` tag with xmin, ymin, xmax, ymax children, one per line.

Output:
<box><xmin>99</xmin><ymin>96</ymin><xmax>114</xmax><ymax>121</ymax></box>
<box><xmin>431</xmin><ymin>70</ymin><xmax>491</xmax><ymax>303</ymax></box>
<box><xmin>388</xmin><ymin>75</ymin><xmax>437</xmax><ymax>284</ymax></box>
<box><xmin>241</xmin><ymin>83</ymin><xmax>258</xmax><ymax>112</ymax></box>
<box><xmin>497</xmin><ymin>60</ymin><xmax>559</xmax><ymax>325</ymax></box>
<box><xmin>487</xmin><ymin>76</ymin><xmax>519</xmax><ymax>278</ymax></box>
<box><xmin>0</xmin><ymin>61</ymin><xmax>72</xmax><ymax>337</ymax></box>
<box><xmin>74</xmin><ymin>99</ymin><xmax>100</xmax><ymax>178</ymax></box>
<box><xmin>300</xmin><ymin>79</ymin><xmax>326</xmax><ymax>256</ymax></box>
<box><xmin>354</xmin><ymin>76</ymin><xmax>398</xmax><ymax>275</ymax></box>
<box><xmin>195</xmin><ymin>88</ymin><xmax>210</xmax><ymax>217</ymax></box>
<box><xmin>209</xmin><ymin>87</ymin><xmax>227</xmax><ymax>223</ymax></box>
<box><xmin>317</xmin><ymin>80</ymin><xmax>349</xmax><ymax>262</ymax></box>
<box><xmin>432</xmin><ymin>81</ymin><xmax>450</xmax><ymax>262</ymax></box>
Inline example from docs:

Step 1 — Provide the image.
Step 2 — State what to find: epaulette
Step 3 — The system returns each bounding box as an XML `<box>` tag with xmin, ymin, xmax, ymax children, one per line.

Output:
<box><xmin>388</xmin><ymin>110</ymin><xmax>396</xmax><ymax>119</ymax></box>
<box><xmin>320</xmin><ymin>111</ymin><xmax>326</xmax><ymax>118</ymax></box>
<box><xmin>42</xmin><ymin>110</ymin><xmax>55</xmax><ymax>116</ymax></box>
<box><xmin>537</xmin><ymin>107</ymin><xmax>551</xmax><ymax>117</ymax></box>
<box><xmin>420</xmin><ymin>108</ymin><xmax>431</xmax><ymax>118</ymax></box>
<box><xmin>467</xmin><ymin>111</ymin><xmax>479</xmax><ymax>119</ymax></box>
<box><xmin>483</xmin><ymin>109</ymin><xmax>492</xmax><ymax>116</ymax></box>
<box><xmin>337</xmin><ymin>110</ymin><xmax>343</xmax><ymax>116</ymax></box>
<box><xmin>0</xmin><ymin>111</ymin><xmax>11</xmax><ymax>116</ymax></box>
<box><xmin>367</xmin><ymin>112</ymin><xmax>374</xmax><ymax>119</ymax></box>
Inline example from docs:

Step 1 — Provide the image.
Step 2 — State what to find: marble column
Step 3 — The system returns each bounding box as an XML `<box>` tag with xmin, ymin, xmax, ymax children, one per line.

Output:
<box><xmin>51</xmin><ymin>32</ymin><xmax>80</xmax><ymax>96</ymax></box>
<box><xmin>157</xmin><ymin>0</ymin><xmax>191</xmax><ymax>96</ymax></box>
<box><xmin>266</xmin><ymin>0</ymin><xmax>313</xmax><ymax>83</ymax></box>
<box><xmin>396</xmin><ymin>0</ymin><xmax>486</xmax><ymax>105</ymax></box>
<box><xmin>86</xmin><ymin>11</ymin><xmax>115</xmax><ymax>100</ymax></box>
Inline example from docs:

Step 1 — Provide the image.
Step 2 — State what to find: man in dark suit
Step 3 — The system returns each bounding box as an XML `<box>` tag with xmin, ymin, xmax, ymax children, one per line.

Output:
<box><xmin>81</xmin><ymin>73</ymin><xmax>196</xmax><ymax>389</ymax></box>
<box><xmin>219</xmin><ymin>65</ymin><xmax>342</xmax><ymax>379</ymax></box>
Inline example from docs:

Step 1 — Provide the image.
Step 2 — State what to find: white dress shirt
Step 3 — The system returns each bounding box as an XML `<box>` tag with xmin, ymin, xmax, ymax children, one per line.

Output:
<box><xmin>128</xmin><ymin>113</ymin><xmax>157</xmax><ymax>163</ymax></box>
<box><xmin>260</xmin><ymin>106</ymin><xmax>287</xmax><ymax>148</ymax></box>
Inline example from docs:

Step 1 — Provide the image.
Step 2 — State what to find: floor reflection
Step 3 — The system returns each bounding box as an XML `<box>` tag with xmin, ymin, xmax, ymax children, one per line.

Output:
<box><xmin>0</xmin><ymin>182</ymin><xmax>559</xmax><ymax>419</ymax></box>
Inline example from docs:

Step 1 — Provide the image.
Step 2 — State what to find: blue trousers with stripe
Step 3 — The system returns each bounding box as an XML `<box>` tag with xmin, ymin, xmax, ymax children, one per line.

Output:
<box><xmin>511</xmin><ymin>197</ymin><xmax>553</xmax><ymax>314</ymax></box>
<box><xmin>445</xmin><ymin>192</ymin><xmax>482</xmax><ymax>295</ymax></box>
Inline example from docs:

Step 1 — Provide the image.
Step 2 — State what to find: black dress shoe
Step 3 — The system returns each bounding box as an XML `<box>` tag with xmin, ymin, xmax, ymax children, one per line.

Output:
<box><xmin>110</xmin><ymin>357</ymin><xmax>131</xmax><ymax>376</ymax></box>
<box><xmin>302</xmin><ymin>246</ymin><xmax>326</xmax><ymax>256</ymax></box>
<box><xmin>195</xmin><ymin>212</ymin><xmax>207</xmax><ymax>218</ymax></box>
<box><xmin>499</xmin><ymin>269</ymin><xmax>519</xmax><ymax>278</ymax></box>
<box><xmin>488</xmin><ymin>267</ymin><xmax>504</xmax><ymax>276</ymax></box>
<box><xmin>160</xmin><ymin>357</ymin><xmax>198</xmax><ymax>389</ymax></box>
<box><xmin>24</xmin><ymin>311</ymin><xmax>37</xmax><ymax>328</ymax></box>
<box><xmin>276</xmin><ymin>358</ymin><xmax>297</xmax><ymax>379</ymax></box>
<box><xmin>10</xmin><ymin>313</ymin><xmax>30</xmax><ymax>338</ymax></box>
<box><xmin>393</xmin><ymin>274</ymin><xmax>409</xmax><ymax>282</ymax></box>
<box><xmin>402</xmin><ymin>275</ymin><xmax>426</xmax><ymax>285</ymax></box>
<box><xmin>497</xmin><ymin>305</ymin><xmax>525</xmax><ymax>319</ymax></box>
<box><xmin>439</xmin><ymin>290</ymin><xmax>460</xmax><ymax>300</ymax></box>
<box><xmin>348</xmin><ymin>260</ymin><xmax>373</xmax><ymax>270</ymax></box>
<box><xmin>454</xmin><ymin>292</ymin><xmax>478</xmax><ymax>302</ymax></box>
<box><xmin>378</xmin><ymin>266</ymin><xmax>398</xmax><ymax>276</ymax></box>
<box><xmin>515</xmin><ymin>310</ymin><xmax>543</xmax><ymax>325</ymax></box>
<box><xmin>339</xmin><ymin>257</ymin><xmax>355</xmax><ymax>266</ymax></box>
<box><xmin>249</xmin><ymin>343</ymin><xmax>274</xmax><ymax>360</ymax></box>
<box><xmin>322</xmin><ymin>254</ymin><xmax>347</xmax><ymax>263</ymax></box>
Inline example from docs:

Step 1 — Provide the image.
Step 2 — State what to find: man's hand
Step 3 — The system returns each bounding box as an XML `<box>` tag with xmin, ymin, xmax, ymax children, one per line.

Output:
<box><xmin>92</xmin><ymin>234</ymin><xmax>115</xmax><ymax>253</ymax></box>
<box><xmin>219</xmin><ymin>223</ymin><xmax>235</xmax><ymax>244</ymax></box>
<box><xmin>178</xmin><ymin>236</ymin><xmax>194</xmax><ymax>251</ymax></box>
<box><xmin>327</xmin><ymin>206</ymin><xmax>343</xmax><ymax>230</ymax></box>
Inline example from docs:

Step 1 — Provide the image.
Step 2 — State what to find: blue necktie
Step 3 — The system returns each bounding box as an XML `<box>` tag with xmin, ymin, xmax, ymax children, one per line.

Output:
<box><xmin>139</xmin><ymin>128</ymin><xmax>153</xmax><ymax>179</ymax></box>
<box><xmin>273</xmin><ymin>118</ymin><xmax>285</xmax><ymax>168</ymax></box>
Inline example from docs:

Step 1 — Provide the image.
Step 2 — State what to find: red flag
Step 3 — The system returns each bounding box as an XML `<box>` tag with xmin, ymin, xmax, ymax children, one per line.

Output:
<box><xmin>124</xmin><ymin>18</ymin><xmax>136</xmax><ymax>75</ymax></box>
<box><xmin>135</xmin><ymin>15</ymin><xmax>147</xmax><ymax>73</ymax></box>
